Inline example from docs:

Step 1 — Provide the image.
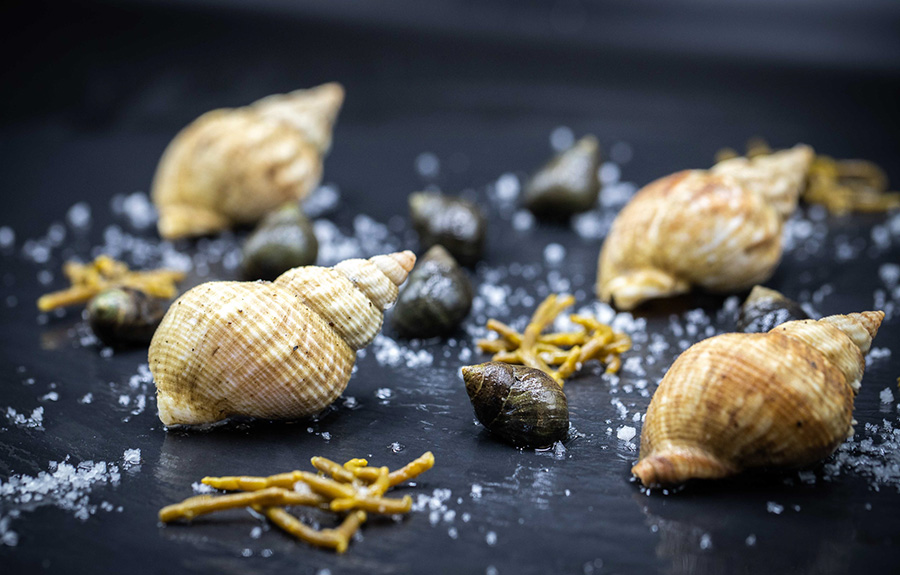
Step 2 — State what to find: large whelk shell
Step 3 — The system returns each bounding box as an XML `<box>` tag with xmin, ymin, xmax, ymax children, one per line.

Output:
<box><xmin>151</xmin><ymin>82</ymin><xmax>344</xmax><ymax>240</ymax></box>
<box><xmin>632</xmin><ymin>310</ymin><xmax>884</xmax><ymax>487</ymax></box>
<box><xmin>596</xmin><ymin>145</ymin><xmax>813</xmax><ymax>310</ymax></box>
<box><xmin>149</xmin><ymin>251</ymin><xmax>415</xmax><ymax>426</ymax></box>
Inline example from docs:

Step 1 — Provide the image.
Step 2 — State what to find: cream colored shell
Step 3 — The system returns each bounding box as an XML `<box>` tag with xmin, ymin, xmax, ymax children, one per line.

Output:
<box><xmin>151</xmin><ymin>82</ymin><xmax>344</xmax><ymax>240</ymax></box>
<box><xmin>596</xmin><ymin>145</ymin><xmax>813</xmax><ymax>310</ymax></box>
<box><xmin>149</xmin><ymin>251</ymin><xmax>415</xmax><ymax>426</ymax></box>
<box><xmin>632</xmin><ymin>310</ymin><xmax>884</xmax><ymax>487</ymax></box>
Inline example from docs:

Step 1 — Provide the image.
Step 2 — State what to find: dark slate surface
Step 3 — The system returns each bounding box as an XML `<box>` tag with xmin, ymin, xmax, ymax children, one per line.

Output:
<box><xmin>1</xmin><ymin>2</ymin><xmax>899</xmax><ymax>574</ymax></box>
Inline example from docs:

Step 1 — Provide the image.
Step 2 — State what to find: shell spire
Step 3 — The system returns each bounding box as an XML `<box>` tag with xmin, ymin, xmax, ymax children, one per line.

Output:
<box><xmin>150</xmin><ymin>251</ymin><xmax>414</xmax><ymax>426</ymax></box>
<box><xmin>151</xmin><ymin>82</ymin><xmax>344</xmax><ymax>240</ymax></box>
<box><xmin>632</xmin><ymin>310</ymin><xmax>884</xmax><ymax>487</ymax></box>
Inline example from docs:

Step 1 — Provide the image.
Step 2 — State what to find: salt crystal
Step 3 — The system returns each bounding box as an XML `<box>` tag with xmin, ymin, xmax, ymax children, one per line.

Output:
<box><xmin>699</xmin><ymin>533</ymin><xmax>712</xmax><ymax>550</ymax></box>
<box><xmin>0</xmin><ymin>226</ymin><xmax>15</xmax><ymax>249</ymax></box>
<box><xmin>616</xmin><ymin>426</ymin><xmax>636</xmax><ymax>441</ymax></box>
<box><xmin>485</xmin><ymin>531</ymin><xmax>498</xmax><ymax>546</ymax></box>
<box><xmin>389</xmin><ymin>442</ymin><xmax>404</xmax><ymax>453</ymax></box>
<box><xmin>512</xmin><ymin>210</ymin><xmax>535</xmax><ymax>231</ymax></box>
<box><xmin>470</xmin><ymin>484</ymin><xmax>483</xmax><ymax>499</ymax></box>
<box><xmin>303</xmin><ymin>183</ymin><xmax>341</xmax><ymax>218</ymax></box>
<box><xmin>123</xmin><ymin>448</ymin><xmax>141</xmax><ymax>466</ymax></box>
<box><xmin>543</xmin><ymin>243</ymin><xmax>566</xmax><ymax>266</ymax></box>
<box><xmin>550</xmin><ymin>126</ymin><xmax>574</xmax><ymax>151</ymax></box>
<box><xmin>598</xmin><ymin>162</ymin><xmax>620</xmax><ymax>185</ymax></box>
<box><xmin>250</xmin><ymin>526</ymin><xmax>263</xmax><ymax>539</ymax></box>
<box><xmin>766</xmin><ymin>501</ymin><xmax>784</xmax><ymax>514</ymax></box>
<box><xmin>415</xmin><ymin>152</ymin><xmax>440</xmax><ymax>178</ymax></box>
<box><xmin>745</xmin><ymin>534</ymin><xmax>757</xmax><ymax>546</ymax></box>
<box><xmin>40</xmin><ymin>391</ymin><xmax>59</xmax><ymax>402</ymax></box>
<box><xmin>79</xmin><ymin>393</ymin><xmax>93</xmax><ymax>404</ymax></box>
<box><xmin>192</xmin><ymin>481</ymin><xmax>216</xmax><ymax>494</ymax></box>
<box><xmin>495</xmin><ymin>173</ymin><xmax>520</xmax><ymax>202</ymax></box>
<box><xmin>879</xmin><ymin>388</ymin><xmax>894</xmax><ymax>404</ymax></box>
<box><xmin>66</xmin><ymin>202</ymin><xmax>92</xmax><ymax>230</ymax></box>
<box><xmin>375</xmin><ymin>388</ymin><xmax>393</xmax><ymax>400</ymax></box>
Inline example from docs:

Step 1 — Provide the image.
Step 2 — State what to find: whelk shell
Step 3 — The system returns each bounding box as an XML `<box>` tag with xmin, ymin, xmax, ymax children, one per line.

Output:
<box><xmin>149</xmin><ymin>251</ymin><xmax>415</xmax><ymax>426</ymax></box>
<box><xmin>632</xmin><ymin>310</ymin><xmax>884</xmax><ymax>487</ymax></box>
<box><xmin>151</xmin><ymin>82</ymin><xmax>344</xmax><ymax>240</ymax></box>
<box><xmin>596</xmin><ymin>145</ymin><xmax>813</xmax><ymax>310</ymax></box>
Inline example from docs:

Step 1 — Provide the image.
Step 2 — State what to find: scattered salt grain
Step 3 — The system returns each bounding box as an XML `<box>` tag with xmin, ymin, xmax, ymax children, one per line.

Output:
<box><xmin>122</xmin><ymin>449</ymin><xmax>141</xmax><ymax>467</ymax></box>
<box><xmin>598</xmin><ymin>162</ymin><xmax>620</xmax><ymax>185</ymax></box>
<box><xmin>192</xmin><ymin>482</ymin><xmax>216</xmax><ymax>494</ymax></box>
<box><xmin>40</xmin><ymin>391</ymin><xmax>59</xmax><ymax>402</ymax></box>
<box><xmin>250</xmin><ymin>526</ymin><xmax>263</xmax><ymax>539</ymax></box>
<box><xmin>550</xmin><ymin>126</ymin><xmax>575</xmax><ymax>152</ymax></box>
<box><xmin>880</xmin><ymin>388</ymin><xmax>895</xmax><ymax>404</ymax></box>
<box><xmin>543</xmin><ymin>243</ymin><xmax>566</xmax><ymax>266</ymax></box>
<box><xmin>415</xmin><ymin>152</ymin><xmax>440</xmax><ymax>178</ymax></box>
<box><xmin>485</xmin><ymin>531</ymin><xmax>497</xmax><ymax>546</ymax></box>
<box><xmin>303</xmin><ymin>183</ymin><xmax>341</xmax><ymax>218</ymax></box>
<box><xmin>495</xmin><ymin>173</ymin><xmax>520</xmax><ymax>202</ymax></box>
<box><xmin>745</xmin><ymin>534</ymin><xmax>757</xmax><ymax>546</ymax></box>
<box><xmin>389</xmin><ymin>442</ymin><xmax>405</xmax><ymax>453</ymax></box>
<box><xmin>66</xmin><ymin>202</ymin><xmax>92</xmax><ymax>230</ymax></box>
<box><xmin>470</xmin><ymin>484</ymin><xmax>483</xmax><ymax>499</ymax></box>
<box><xmin>511</xmin><ymin>210</ymin><xmax>535</xmax><ymax>231</ymax></box>
<box><xmin>4</xmin><ymin>406</ymin><xmax>44</xmax><ymax>430</ymax></box>
<box><xmin>112</xmin><ymin>192</ymin><xmax>156</xmax><ymax>229</ymax></box>
<box><xmin>375</xmin><ymin>388</ymin><xmax>393</xmax><ymax>401</ymax></box>
<box><xmin>699</xmin><ymin>533</ymin><xmax>713</xmax><ymax>550</ymax></box>
<box><xmin>79</xmin><ymin>393</ymin><xmax>93</xmax><ymax>405</ymax></box>
<box><xmin>616</xmin><ymin>426</ymin><xmax>636</xmax><ymax>441</ymax></box>
<box><xmin>0</xmin><ymin>226</ymin><xmax>15</xmax><ymax>249</ymax></box>
<box><xmin>766</xmin><ymin>501</ymin><xmax>784</xmax><ymax>515</ymax></box>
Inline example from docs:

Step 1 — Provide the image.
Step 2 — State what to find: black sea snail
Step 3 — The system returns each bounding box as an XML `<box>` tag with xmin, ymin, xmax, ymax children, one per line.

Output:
<box><xmin>462</xmin><ymin>362</ymin><xmax>569</xmax><ymax>448</ymax></box>
<box><xmin>409</xmin><ymin>191</ymin><xmax>486</xmax><ymax>266</ymax></box>
<box><xmin>391</xmin><ymin>245</ymin><xmax>473</xmax><ymax>338</ymax></box>
<box><xmin>87</xmin><ymin>287</ymin><xmax>169</xmax><ymax>347</ymax></box>
<box><xmin>524</xmin><ymin>135</ymin><xmax>601</xmax><ymax>218</ymax></box>
<box><xmin>736</xmin><ymin>285</ymin><xmax>810</xmax><ymax>333</ymax></box>
<box><xmin>242</xmin><ymin>203</ymin><xmax>318</xmax><ymax>280</ymax></box>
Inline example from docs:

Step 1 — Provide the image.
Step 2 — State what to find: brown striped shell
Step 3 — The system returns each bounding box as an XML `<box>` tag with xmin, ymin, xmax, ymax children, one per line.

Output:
<box><xmin>596</xmin><ymin>145</ymin><xmax>813</xmax><ymax>310</ymax></box>
<box><xmin>149</xmin><ymin>251</ymin><xmax>415</xmax><ymax>426</ymax></box>
<box><xmin>632</xmin><ymin>310</ymin><xmax>884</xmax><ymax>487</ymax></box>
<box><xmin>151</xmin><ymin>82</ymin><xmax>344</xmax><ymax>240</ymax></box>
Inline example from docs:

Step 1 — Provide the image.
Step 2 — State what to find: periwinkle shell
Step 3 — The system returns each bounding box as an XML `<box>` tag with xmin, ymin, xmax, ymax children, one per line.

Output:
<box><xmin>409</xmin><ymin>191</ymin><xmax>486</xmax><ymax>266</ymax></box>
<box><xmin>242</xmin><ymin>203</ymin><xmax>318</xmax><ymax>280</ymax></box>
<box><xmin>737</xmin><ymin>285</ymin><xmax>809</xmax><ymax>333</ymax></box>
<box><xmin>87</xmin><ymin>287</ymin><xmax>169</xmax><ymax>347</ymax></box>
<box><xmin>524</xmin><ymin>135</ymin><xmax>601</xmax><ymax>218</ymax></box>
<box><xmin>391</xmin><ymin>245</ymin><xmax>473</xmax><ymax>338</ymax></box>
<box><xmin>462</xmin><ymin>362</ymin><xmax>569</xmax><ymax>448</ymax></box>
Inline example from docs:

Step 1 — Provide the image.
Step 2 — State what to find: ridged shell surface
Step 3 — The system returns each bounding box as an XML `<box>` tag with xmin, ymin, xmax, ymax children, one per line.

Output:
<box><xmin>596</xmin><ymin>146</ymin><xmax>813</xmax><ymax>310</ymax></box>
<box><xmin>151</xmin><ymin>82</ymin><xmax>344</xmax><ymax>240</ymax></box>
<box><xmin>149</xmin><ymin>251</ymin><xmax>415</xmax><ymax>426</ymax></box>
<box><xmin>632</xmin><ymin>311</ymin><xmax>884</xmax><ymax>487</ymax></box>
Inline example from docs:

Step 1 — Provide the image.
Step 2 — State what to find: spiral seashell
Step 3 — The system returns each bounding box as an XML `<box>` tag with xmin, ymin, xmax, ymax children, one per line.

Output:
<box><xmin>632</xmin><ymin>310</ymin><xmax>884</xmax><ymax>487</ymax></box>
<box><xmin>149</xmin><ymin>251</ymin><xmax>415</xmax><ymax>426</ymax></box>
<box><xmin>151</xmin><ymin>82</ymin><xmax>344</xmax><ymax>240</ymax></box>
<box><xmin>596</xmin><ymin>145</ymin><xmax>813</xmax><ymax>310</ymax></box>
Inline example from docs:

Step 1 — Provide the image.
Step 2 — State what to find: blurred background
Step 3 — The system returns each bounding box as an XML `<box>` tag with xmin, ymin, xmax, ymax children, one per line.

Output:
<box><xmin>2</xmin><ymin>0</ymin><xmax>899</xmax><ymax>236</ymax></box>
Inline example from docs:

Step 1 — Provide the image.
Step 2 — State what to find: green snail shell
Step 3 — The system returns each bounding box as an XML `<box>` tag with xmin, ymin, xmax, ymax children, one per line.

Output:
<box><xmin>87</xmin><ymin>287</ymin><xmax>169</xmax><ymax>347</ymax></box>
<box><xmin>736</xmin><ymin>285</ymin><xmax>810</xmax><ymax>333</ymax></box>
<box><xmin>524</xmin><ymin>135</ymin><xmax>601</xmax><ymax>218</ymax></box>
<box><xmin>462</xmin><ymin>362</ymin><xmax>569</xmax><ymax>448</ymax></box>
<box><xmin>409</xmin><ymin>191</ymin><xmax>486</xmax><ymax>267</ymax></box>
<box><xmin>242</xmin><ymin>202</ymin><xmax>318</xmax><ymax>280</ymax></box>
<box><xmin>391</xmin><ymin>245</ymin><xmax>473</xmax><ymax>338</ymax></box>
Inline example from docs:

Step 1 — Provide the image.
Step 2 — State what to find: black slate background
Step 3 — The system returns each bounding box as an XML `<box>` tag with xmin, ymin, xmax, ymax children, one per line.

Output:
<box><xmin>1</xmin><ymin>2</ymin><xmax>899</xmax><ymax>574</ymax></box>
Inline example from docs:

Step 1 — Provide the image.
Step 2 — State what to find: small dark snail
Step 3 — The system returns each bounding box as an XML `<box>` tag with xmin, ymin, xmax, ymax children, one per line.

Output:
<box><xmin>242</xmin><ymin>203</ymin><xmax>318</xmax><ymax>280</ymax></box>
<box><xmin>409</xmin><ymin>191</ymin><xmax>486</xmax><ymax>266</ymax></box>
<box><xmin>391</xmin><ymin>245</ymin><xmax>473</xmax><ymax>338</ymax></box>
<box><xmin>462</xmin><ymin>362</ymin><xmax>569</xmax><ymax>448</ymax></box>
<box><xmin>736</xmin><ymin>285</ymin><xmax>810</xmax><ymax>333</ymax></box>
<box><xmin>524</xmin><ymin>135</ymin><xmax>601</xmax><ymax>218</ymax></box>
<box><xmin>87</xmin><ymin>287</ymin><xmax>170</xmax><ymax>347</ymax></box>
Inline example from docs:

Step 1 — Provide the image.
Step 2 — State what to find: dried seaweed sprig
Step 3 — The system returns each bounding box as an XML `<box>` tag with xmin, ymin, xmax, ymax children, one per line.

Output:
<box><xmin>160</xmin><ymin>451</ymin><xmax>435</xmax><ymax>554</ymax></box>
<box><xmin>37</xmin><ymin>255</ymin><xmax>185</xmax><ymax>312</ymax></box>
<box><xmin>476</xmin><ymin>294</ymin><xmax>631</xmax><ymax>385</ymax></box>
<box><xmin>717</xmin><ymin>139</ymin><xmax>900</xmax><ymax>215</ymax></box>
